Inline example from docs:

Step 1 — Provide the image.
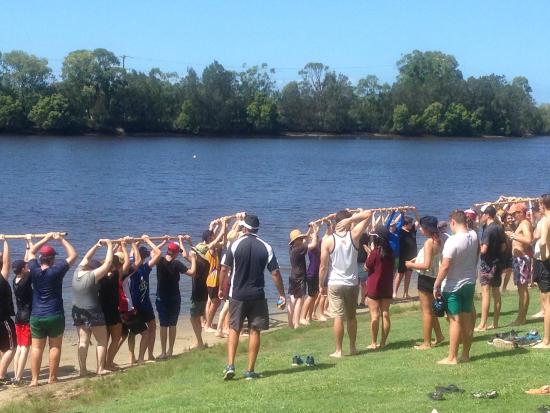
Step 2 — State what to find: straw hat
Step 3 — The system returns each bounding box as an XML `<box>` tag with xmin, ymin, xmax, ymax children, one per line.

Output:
<box><xmin>288</xmin><ymin>229</ymin><xmax>307</xmax><ymax>245</ymax></box>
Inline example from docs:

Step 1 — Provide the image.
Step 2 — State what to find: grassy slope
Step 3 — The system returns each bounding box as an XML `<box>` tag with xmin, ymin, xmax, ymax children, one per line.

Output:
<box><xmin>1</xmin><ymin>293</ymin><xmax>548</xmax><ymax>413</ymax></box>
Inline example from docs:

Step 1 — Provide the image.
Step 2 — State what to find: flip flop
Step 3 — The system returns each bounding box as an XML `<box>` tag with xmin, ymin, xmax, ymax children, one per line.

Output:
<box><xmin>472</xmin><ymin>390</ymin><xmax>498</xmax><ymax>399</ymax></box>
<box><xmin>428</xmin><ymin>391</ymin><xmax>445</xmax><ymax>401</ymax></box>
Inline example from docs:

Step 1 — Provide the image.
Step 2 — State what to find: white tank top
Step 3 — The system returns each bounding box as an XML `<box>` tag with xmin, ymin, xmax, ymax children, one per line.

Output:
<box><xmin>328</xmin><ymin>232</ymin><xmax>359</xmax><ymax>286</ymax></box>
<box><xmin>415</xmin><ymin>244</ymin><xmax>440</xmax><ymax>279</ymax></box>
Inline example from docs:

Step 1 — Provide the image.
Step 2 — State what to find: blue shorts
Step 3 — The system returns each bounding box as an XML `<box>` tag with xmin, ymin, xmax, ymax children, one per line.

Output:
<box><xmin>155</xmin><ymin>296</ymin><xmax>181</xmax><ymax>327</ymax></box>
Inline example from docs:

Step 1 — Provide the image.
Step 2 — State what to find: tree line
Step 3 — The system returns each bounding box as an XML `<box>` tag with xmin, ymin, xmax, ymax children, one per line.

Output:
<box><xmin>1</xmin><ymin>48</ymin><xmax>549</xmax><ymax>137</ymax></box>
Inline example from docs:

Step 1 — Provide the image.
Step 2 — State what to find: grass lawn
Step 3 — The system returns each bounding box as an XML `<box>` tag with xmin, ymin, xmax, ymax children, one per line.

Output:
<box><xmin>1</xmin><ymin>292</ymin><xmax>548</xmax><ymax>413</ymax></box>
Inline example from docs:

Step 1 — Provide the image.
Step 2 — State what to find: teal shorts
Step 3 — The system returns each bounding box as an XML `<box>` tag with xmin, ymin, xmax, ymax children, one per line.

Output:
<box><xmin>190</xmin><ymin>300</ymin><xmax>206</xmax><ymax>318</ymax></box>
<box><xmin>442</xmin><ymin>283</ymin><xmax>475</xmax><ymax>316</ymax></box>
<box><xmin>30</xmin><ymin>314</ymin><xmax>65</xmax><ymax>339</ymax></box>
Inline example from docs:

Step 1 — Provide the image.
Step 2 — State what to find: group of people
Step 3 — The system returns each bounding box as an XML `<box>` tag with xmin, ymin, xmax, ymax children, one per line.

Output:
<box><xmin>1</xmin><ymin>195</ymin><xmax>549</xmax><ymax>384</ymax></box>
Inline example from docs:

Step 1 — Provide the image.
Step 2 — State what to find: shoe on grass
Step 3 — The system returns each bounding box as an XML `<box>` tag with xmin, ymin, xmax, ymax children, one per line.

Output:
<box><xmin>292</xmin><ymin>355</ymin><xmax>304</xmax><ymax>366</ymax></box>
<box><xmin>244</xmin><ymin>371</ymin><xmax>261</xmax><ymax>380</ymax></box>
<box><xmin>492</xmin><ymin>338</ymin><xmax>517</xmax><ymax>349</ymax></box>
<box><xmin>223</xmin><ymin>365</ymin><xmax>235</xmax><ymax>380</ymax></box>
<box><xmin>305</xmin><ymin>355</ymin><xmax>315</xmax><ymax>367</ymax></box>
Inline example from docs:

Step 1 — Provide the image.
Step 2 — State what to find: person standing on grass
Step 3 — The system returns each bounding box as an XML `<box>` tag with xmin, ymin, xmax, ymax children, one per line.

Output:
<box><xmin>534</xmin><ymin>193</ymin><xmax>550</xmax><ymax>349</ymax></box>
<box><xmin>71</xmin><ymin>239</ymin><xmax>113</xmax><ymax>376</ymax></box>
<box><xmin>433</xmin><ymin>210</ymin><xmax>479</xmax><ymax>365</ymax></box>
<box><xmin>287</xmin><ymin>224</ymin><xmax>318</xmax><ymax>329</ymax></box>
<box><xmin>320</xmin><ymin>209</ymin><xmax>372</xmax><ymax>358</ymax></box>
<box><xmin>155</xmin><ymin>238</ymin><xmax>196</xmax><ymax>359</ymax></box>
<box><xmin>365</xmin><ymin>225</ymin><xmax>395</xmax><ymax>350</ymax></box>
<box><xmin>475</xmin><ymin>206</ymin><xmax>506</xmax><ymax>332</ymax></box>
<box><xmin>130</xmin><ymin>236</ymin><xmax>164</xmax><ymax>362</ymax></box>
<box><xmin>301</xmin><ymin>231</ymin><xmax>322</xmax><ymax>324</ymax></box>
<box><xmin>0</xmin><ymin>236</ymin><xmax>16</xmax><ymax>385</ymax></box>
<box><xmin>395</xmin><ymin>209</ymin><xmax>419</xmax><ymax>300</ymax></box>
<box><xmin>356</xmin><ymin>231</ymin><xmax>370</xmax><ymax>308</ymax></box>
<box><xmin>27</xmin><ymin>232</ymin><xmax>78</xmax><ymax>386</ymax></box>
<box><xmin>500</xmin><ymin>211</ymin><xmax>516</xmax><ymax>292</ymax></box>
<box><xmin>219</xmin><ymin>214</ymin><xmax>286</xmax><ymax>380</ymax></box>
<box><xmin>505</xmin><ymin>203</ymin><xmax>533</xmax><ymax>326</ymax></box>
<box><xmin>405</xmin><ymin>216</ymin><xmax>445</xmax><ymax>350</ymax></box>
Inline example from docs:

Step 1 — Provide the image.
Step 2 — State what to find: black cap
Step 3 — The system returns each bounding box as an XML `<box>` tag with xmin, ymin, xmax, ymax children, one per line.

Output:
<box><xmin>12</xmin><ymin>260</ymin><xmax>27</xmax><ymax>274</ymax></box>
<box><xmin>420</xmin><ymin>216</ymin><xmax>438</xmax><ymax>233</ymax></box>
<box><xmin>369</xmin><ymin>225</ymin><xmax>390</xmax><ymax>241</ymax></box>
<box><xmin>242</xmin><ymin>214</ymin><xmax>260</xmax><ymax>230</ymax></box>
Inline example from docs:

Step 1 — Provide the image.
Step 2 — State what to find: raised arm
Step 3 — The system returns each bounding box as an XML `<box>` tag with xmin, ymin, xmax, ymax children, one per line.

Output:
<box><xmin>95</xmin><ymin>240</ymin><xmax>114</xmax><ymax>282</ymax></box>
<box><xmin>346</xmin><ymin>209</ymin><xmax>373</xmax><ymax>244</ymax></box>
<box><xmin>81</xmin><ymin>240</ymin><xmax>102</xmax><ymax>267</ymax></box>
<box><xmin>142</xmin><ymin>235</ymin><xmax>163</xmax><ymax>267</ymax></box>
<box><xmin>120</xmin><ymin>239</ymin><xmax>130</xmax><ymax>275</ymax></box>
<box><xmin>28</xmin><ymin>232</ymin><xmax>53</xmax><ymax>260</ymax></box>
<box><xmin>53</xmin><ymin>232</ymin><xmax>78</xmax><ymax>266</ymax></box>
<box><xmin>24</xmin><ymin>235</ymin><xmax>33</xmax><ymax>262</ymax></box>
<box><xmin>411</xmin><ymin>207</ymin><xmax>420</xmax><ymax>228</ymax></box>
<box><xmin>0</xmin><ymin>236</ymin><xmax>10</xmax><ymax>280</ymax></box>
<box><xmin>208</xmin><ymin>218</ymin><xmax>228</xmax><ymax>249</ymax></box>
<box><xmin>131</xmin><ymin>239</ymin><xmax>142</xmax><ymax>268</ymax></box>
<box><xmin>185</xmin><ymin>250</ymin><xmax>197</xmax><ymax>277</ymax></box>
<box><xmin>307</xmin><ymin>224</ymin><xmax>319</xmax><ymax>250</ymax></box>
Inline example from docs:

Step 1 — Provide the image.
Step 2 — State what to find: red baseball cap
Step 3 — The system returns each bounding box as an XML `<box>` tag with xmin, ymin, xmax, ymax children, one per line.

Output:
<box><xmin>167</xmin><ymin>242</ymin><xmax>180</xmax><ymax>254</ymax></box>
<box><xmin>39</xmin><ymin>245</ymin><xmax>57</xmax><ymax>257</ymax></box>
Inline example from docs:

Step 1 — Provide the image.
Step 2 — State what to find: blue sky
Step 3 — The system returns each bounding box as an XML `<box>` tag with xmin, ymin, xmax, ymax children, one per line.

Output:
<box><xmin>2</xmin><ymin>0</ymin><xmax>550</xmax><ymax>103</ymax></box>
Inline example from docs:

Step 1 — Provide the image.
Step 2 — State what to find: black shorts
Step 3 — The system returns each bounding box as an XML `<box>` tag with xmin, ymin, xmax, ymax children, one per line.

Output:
<box><xmin>121</xmin><ymin>311</ymin><xmax>148</xmax><ymax>335</ymax></box>
<box><xmin>306</xmin><ymin>276</ymin><xmax>319</xmax><ymax>297</ymax></box>
<box><xmin>397</xmin><ymin>259</ymin><xmax>408</xmax><ymax>274</ymax></box>
<box><xmin>229</xmin><ymin>298</ymin><xmax>269</xmax><ymax>332</ymax></box>
<box><xmin>102</xmin><ymin>304</ymin><xmax>122</xmax><ymax>326</ymax></box>
<box><xmin>0</xmin><ymin>318</ymin><xmax>16</xmax><ymax>352</ymax></box>
<box><xmin>155</xmin><ymin>296</ymin><xmax>181</xmax><ymax>327</ymax></box>
<box><xmin>136</xmin><ymin>306</ymin><xmax>156</xmax><ymax>323</ymax></box>
<box><xmin>208</xmin><ymin>286</ymin><xmax>219</xmax><ymax>300</ymax></box>
<box><xmin>417</xmin><ymin>274</ymin><xmax>436</xmax><ymax>294</ymax></box>
<box><xmin>536</xmin><ymin>259</ymin><xmax>550</xmax><ymax>294</ymax></box>
<box><xmin>288</xmin><ymin>277</ymin><xmax>306</xmax><ymax>298</ymax></box>
<box><xmin>72</xmin><ymin>306</ymin><xmax>106</xmax><ymax>328</ymax></box>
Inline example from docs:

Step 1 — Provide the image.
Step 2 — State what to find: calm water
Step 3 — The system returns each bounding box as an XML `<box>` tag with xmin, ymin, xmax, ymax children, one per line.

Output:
<box><xmin>1</xmin><ymin>134</ymin><xmax>549</xmax><ymax>319</ymax></box>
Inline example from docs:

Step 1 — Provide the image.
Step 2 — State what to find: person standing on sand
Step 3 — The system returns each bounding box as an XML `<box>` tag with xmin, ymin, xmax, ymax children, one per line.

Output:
<box><xmin>187</xmin><ymin>242</ymin><xmax>209</xmax><ymax>350</ymax></box>
<box><xmin>475</xmin><ymin>206</ymin><xmax>506</xmax><ymax>332</ymax></box>
<box><xmin>155</xmin><ymin>238</ymin><xmax>196</xmax><ymax>359</ymax></box>
<box><xmin>219</xmin><ymin>214</ymin><xmax>286</xmax><ymax>380</ymax></box>
<box><xmin>365</xmin><ymin>225</ymin><xmax>395</xmax><ymax>350</ymax></box>
<box><xmin>505</xmin><ymin>203</ymin><xmax>533</xmax><ymax>326</ymax></box>
<box><xmin>533</xmin><ymin>194</ymin><xmax>550</xmax><ymax>349</ymax></box>
<box><xmin>287</xmin><ymin>224</ymin><xmax>318</xmax><ymax>329</ymax></box>
<box><xmin>27</xmin><ymin>232</ymin><xmax>78</xmax><ymax>386</ymax></box>
<box><xmin>405</xmin><ymin>216</ymin><xmax>445</xmax><ymax>350</ymax></box>
<box><xmin>71</xmin><ymin>239</ymin><xmax>114</xmax><ymax>376</ymax></box>
<box><xmin>301</xmin><ymin>231</ymin><xmax>322</xmax><ymax>324</ymax></box>
<box><xmin>0</xmin><ymin>236</ymin><xmax>16</xmax><ymax>385</ymax></box>
<box><xmin>433</xmin><ymin>210</ymin><xmax>479</xmax><ymax>365</ymax></box>
<box><xmin>319</xmin><ymin>209</ymin><xmax>372</xmax><ymax>358</ymax></box>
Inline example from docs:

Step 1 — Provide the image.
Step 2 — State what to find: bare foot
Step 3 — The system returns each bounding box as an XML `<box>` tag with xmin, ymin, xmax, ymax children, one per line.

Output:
<box><xmin>79</xmin><ymin>370</ymin><xmax>92</xmax><ymax>378</ymax></box>
<box><xmin>379</xmin><ymin>343</ymin><xmax>386</xmax><ymax>349</ymax></box>
<box><xmin>404</xmin><ymin>294</ymin><xmax>411</xmax><ymax>299</ymax></box>
<box><xmin>215</xmin><ymin>331</ymin><xmax>226</xmax><ymax>338</ymax></box>
<box><xmin>157</xmin><ymin>353</ymin><xmax>167</xmax><ymax>360</ymax></box>
<box><xmin>531</xmin><ymin>311</ymin><xmax>545</xmax><ymax>319</ymax></box>
<box><xmin>507</xmin><ymin>319</ymin><xmax>526</xmax><ymax>327</ymax></box>
<box><xmin>367</xmin><ymin>343</ymin><xmax>378</xmax><ymax>350</ymax></box>
<box><xmin>130</xmin><ymin>357</ymin><xmax>137</xmax><ymax>365</ymax></box>
<box><xmin>96</xmin><ymin>369</ymin><xmax>112</xmax><ymax>375</ymax></box>
<box><xmin>533</xmin><ymin>342</ymin><xmax>550</xmax><ymax>349</ymax></box>
<box><xmin>29</xmin><ymin>381</ymin><xmax>39</xmax><ymax>387</ymax></box>
<box><xmin>414</xmin><ymin>344</ymin><xmax>432</xmax><ymax>350</ymax></box>
<box><xmin>299</xmin><ymin>319</ymin><xmax>310</xmax><ymax>326</ymax></box>
<box><xmin>487</xmin><ymin>324</ymin><xmax>496</xmax><ymax>330</ymax></box>
<box><xmin>189</xmin><ymin>343</ymin><xmax>206</xmax><ymax>350</ymax></box>
<box><xmin>349</xmin><ymin>347</ymin><xmax>358</xmax><ymax>356</ymax></box>
<box><xmin>204</xmin><ymin>327</ymin><xmax>217</xmax><ymax>333</ymax></box>
<box><xmin>437</xmin><ymin>357</ymin><xmax>457</xmax><ymax>365</ymax></box>
<box><xmin>433</xmin><ymin>336</ymin><xmax>445</xmax><ymax>345</ymax></box>
<box><xmin>474</xmin><ymin>325</ymin><xmax>487</xmax><ymax>332</ymax></box>
<box><xmin>318</xmin><ymin>315</ymin><xmax>327</xmax><ymax>322</ymax></box>
<box><xmin>48</xmin><ymin>378</ymin><xmax>59</xmax><ymax>384</ymax></box>
<box><xmin>329</xmin><ymin>351</ymin><xmax>342</xmax><ymax>358</ymax></box>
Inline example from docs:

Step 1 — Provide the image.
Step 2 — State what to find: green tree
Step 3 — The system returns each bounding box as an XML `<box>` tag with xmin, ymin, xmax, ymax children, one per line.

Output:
<box><xmin>246</xmin><ymin>93</ymin><xmax>278</xmax><ymax>132</ymax></box>
<box><xmin>539</xmin><ymin>104</ymin><xmax>550</xmax><ymax>134</ymax></box>
<box><xmin>391</xmin><ymin>104</ymin><xmax>410</xmax><ymax>134</ymax></box>
<box><xmin>420</xmin><ymin>102</ymin><xmax>444</xmax><ymax>135</ymax></box>
<box><xmin>352</xmin><ymin>75</ymin><xmax>392</xmax><ymax>132</ymax></box>
<box><xmin>0</xmin><ymin>94</ymin><xmax>25</xmax><ymax>131</ymax></box>
<box><xmin>28</xmin><ymin>93</ymin><xmax>72</xmax><ymax>131</ymax></box>
<box><xmin>442</xmin><ymin>103</ymin><xmax>473</xmax><ymax>136</ymax></box>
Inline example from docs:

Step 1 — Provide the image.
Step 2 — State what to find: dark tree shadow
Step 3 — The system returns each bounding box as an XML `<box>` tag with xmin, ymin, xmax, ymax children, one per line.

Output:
<box><xmin>260</xmin><ymin>362</ymin><xmax>335</xmax><ymax>378</ymax></box>
<box><xmin>469</xmin><ymin>347</ymin><xmax>529</xmax><ymax>362</ymax></box>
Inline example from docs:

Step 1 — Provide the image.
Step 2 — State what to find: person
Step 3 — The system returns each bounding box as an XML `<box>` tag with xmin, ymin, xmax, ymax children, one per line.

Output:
<box><xmin>533</xmin><ymin>194</ymin><xmax>550</xmax><ymax>349</ymax></box>
<box><xmin>433</xmin><ymin>210</ymin><xmax>479</xmax><ymax>365</ymax></box>
<box><xmin>395</xmin><ymin>209</ymin><xmax>419</xmax><ymax>299</ymax></box>
<box><xmin>218</xmin><ymin>214</ymin><xmax>286</xmax><ymax>380</ymax></box>
<box><xmin>287</xmin><ymin>225</ymin><xmax>318</xmax><ymax>329</ymax></box>
<box><xmin>130</xmin><ymin>235</ymin><xmax>163</xmax><ymax>362</ymax></box>
<box><xmin>0</xmin><ymin>235</ymin><xmax>16</xmax><ymax>385</ymax></box>
<box><xmin>500</xmin><ymin>211</ymin><xmax>515</xmax><ymax>292</ymax></box>
<box><xmin>356</xmin><ymin>230</ymin><xmax>370</xmax><ymax>308</ymax></box>
<box><xmin>475</xmin><ymin>206</ymin><xmax>506</xmax><ymax>331</ymax></box>
<box><xmin>12</xmin><ymin>243</ymin><xmax>32</xmax><ymax>386</ymax></box>
<box><xmin>187</xmin><ymin>240</ymin><xmax>208</xmax><ymax>349</ymax></box>
<box><xmin>319</xmin><ymin>209</ymin><xmax>372</xmax><ymax>358</ymax></box>
<box><xmin>365</xmin><ymin>225</ymin><xmax>395</xmax><ymax>349</ymax></box>
<box><xmin>505</xmin><ymin>203</ymin><xmax>534</xmax><ymax>326</ymax></box>
<box><xmin>313</xmin><ymin>218</ymin><xmax>334</xmax><ymax>322</ymax></box>
<box><xmin>27</xmin><ymin>232</ymin><xmax>78</xmax><ymax>386</ymax></box>
<box><xmin>156</xmin><ymin>239</ymin><xmax>196</xmax><ymax>359</ymax></box>
<box><xmin>301</xmin><ymin>230</ymin><xmax>322</xmax><ymax>323</ymax></box>
<box><xmin>71</xmin><ymin>239</ymin><xmax>113</xmax><ymax>376</ymax></box>
<box><xmin>98</xmin><ymin>246</ymin><xmax>125</xmax><ymax>370</ymax></box>
<box><xmin>405</xmin><ymin>216</ymin><xmax>445</xmax><ymax>350</ymax></box>
<box><xmin>532</xmin><ymin>205</ymin><xmax>546</xmax><ymax>319</ymax></box>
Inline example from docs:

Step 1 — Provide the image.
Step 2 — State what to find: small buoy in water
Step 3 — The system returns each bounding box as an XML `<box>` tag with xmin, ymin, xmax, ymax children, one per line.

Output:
<box><xmin>193</xmin><ymin>154</ymin><xmax>197</xmax><ymax>159</ymax></box>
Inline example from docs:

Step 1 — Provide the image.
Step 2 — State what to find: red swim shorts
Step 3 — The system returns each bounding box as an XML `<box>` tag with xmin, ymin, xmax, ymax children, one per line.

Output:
<box><xmin>15</xmin><ymin>323</ymin><xmax>31</xmax><ymax>347</ymax></box>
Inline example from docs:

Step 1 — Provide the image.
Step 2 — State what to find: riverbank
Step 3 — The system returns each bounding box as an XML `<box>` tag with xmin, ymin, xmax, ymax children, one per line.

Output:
<box><xmin>1</xmin><ymin>292</ymin><xmax>547</xmax><ymax>413</ymax></box>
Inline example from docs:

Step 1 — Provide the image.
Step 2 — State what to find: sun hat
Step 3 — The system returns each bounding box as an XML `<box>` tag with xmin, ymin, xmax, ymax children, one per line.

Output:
<box><xmin>464</xmin><ymin>209</ymin><xmax>477</xmax><ymax>221</ymax></box>
<box><xmin>114</xmin><ymin>251</ymin><xmax>125</xmax><ymax>264</ymax></box>
<box><xmin>509</xmin><ymin>203</ymin><xmax>527</xmax><ymax>214</ymax></box>
<box><xmin>191</xmin><ymin>242</ymin><xmax>209</xmax><ymax>260</ymax></box>
<box><xmin>288</xmin><ymin>229</ymin><xmax>307</xmax><ymax>245</ymax></box>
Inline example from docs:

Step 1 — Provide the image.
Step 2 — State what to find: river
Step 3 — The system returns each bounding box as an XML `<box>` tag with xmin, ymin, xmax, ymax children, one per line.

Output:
<box><xmin>1</xmin><ymin>134</ymin><xmax>549</xmax><ymax>318</ymax></box>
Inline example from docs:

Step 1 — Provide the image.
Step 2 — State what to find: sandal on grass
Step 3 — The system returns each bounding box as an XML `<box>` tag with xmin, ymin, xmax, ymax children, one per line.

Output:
<box><xmin>436</xmin><ymin>384</ymin><xmax>465</xmax><ymax>393</ymax></box>
<box><xmin>428</xmin><ymin>391</ymin><xmax>445</xmax><ymax>401</ymax></box>
<box><xmin>472</xmin><ymin>390</ymin><xmax>498</xmax><ymax>399</ymax></box>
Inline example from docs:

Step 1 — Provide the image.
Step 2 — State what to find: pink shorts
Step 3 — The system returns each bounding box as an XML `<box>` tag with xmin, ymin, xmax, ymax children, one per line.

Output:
<box><xmin>15</xmin><ymin>323</ymin><xmax>31</xmax><ymax>347</ymax></box>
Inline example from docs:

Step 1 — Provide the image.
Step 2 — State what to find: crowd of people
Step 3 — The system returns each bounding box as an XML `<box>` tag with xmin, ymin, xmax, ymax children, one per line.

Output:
<box><xmin>0</xmin><ymin>195</ymin><xmax>549</xmax><ymax>384</ymax></box>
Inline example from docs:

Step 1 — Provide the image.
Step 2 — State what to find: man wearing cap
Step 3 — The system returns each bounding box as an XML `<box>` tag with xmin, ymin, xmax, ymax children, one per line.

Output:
<box><xmin>534</xmin><ymin>194</ymin><xmax>550</xmax><ymax>348</ymax></box>
<box><xmin>287</xmin><ymin>225</ymin><xmax>319</xmax><ymax>329</ymax></box>
<box><xmin>319</xmin><ymin>208</ymin><xmax>373</xmax><ymax>358</ymax></box>
<box><xmin>505</xmin><ymin>203</ymin><xmax>533</xmax><ymax>326</ymax></box>
<box><xmin>475</xmin><ymin>205</ymin><xmax>506</xmax><ymax>331</ymax></box>
<box><xmin>218</xmin><ymin>214</ymin><xmax>286</xmax><ymax>380</ymax></box>
<box><xmin>433</xmin><ymin>210</ymin><xmax>479</xmax><ymax>365</ymax></box>
<box><xmin>0</xmin><ymin>235</ymin><xmax>16</xmax><ymax>385</ymax></box>
<box><xmin>26</xmin><ymin>232</ymin><xmax>78</xmax><ymax>386</ymax></box>
<box><xmin>155</xmin><ymin>237</ymin><xmax>196</xmax><ymax>359</ymax></box>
